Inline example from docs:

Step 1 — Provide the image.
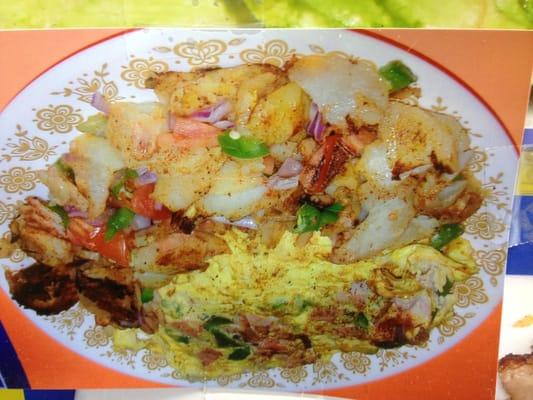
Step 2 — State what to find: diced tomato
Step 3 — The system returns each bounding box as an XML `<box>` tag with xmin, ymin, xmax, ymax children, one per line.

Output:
<box><xmin>92</xmin><ymin>230</ymin><xmax>130</xmax><ymax>267</ymax></box>
<box><xmin>172</xmin><ymin>134</ymin><xmax>219</xmax><ymax>148</ymax></box>
<box><xmin>310</xmin><ymin>134</ymin><xmax>339</xmax><ymax>193</ymax></box>
<box><xmin>130</xmin><ymin>183</ymin><xmax>171</xmax><ymax>221</ymax></box>
<box><xmin>157</xmin><ymin>118</ymin><xmax>221</xmax><ymax>150</ymax></box>
<box><xmin>156</xmin><ymin>132</ymin><xmax>219</xmax><ymax>149</ymax></box>
<box><xmin>172</xmin><ymin>117</ymin><xmax>220</xmax><ymax>138</ymax></box>
<box><xmin>67</xmin><ymin>218</ymin><xmax>130</xmax><ymax>266</ymax></box>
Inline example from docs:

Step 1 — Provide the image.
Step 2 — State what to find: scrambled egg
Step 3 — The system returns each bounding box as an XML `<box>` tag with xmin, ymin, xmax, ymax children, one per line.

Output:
<box><xmin>114</xmin><ymin>229</ymin><xmax>477</xmax><ymax>379</ymax></box>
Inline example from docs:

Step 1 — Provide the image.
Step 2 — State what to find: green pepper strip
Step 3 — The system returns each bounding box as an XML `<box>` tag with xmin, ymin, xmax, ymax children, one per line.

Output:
<box><xmin>295</xmin><ymin>202</ymin><xmax>344</xmax><ymax>233</ymax></box>
<box><xmin>438</xmin><ymin>277</ymin><xmax>454</xmax><ymax>297</ymax></box>
<box><xmin>164</xmin><ymin>328</ymin><xmax>190</xmax><ymax>344</ymax></box>
<box><xmin>379</xmin><ymin>60</ymin><xmax>417</xmax><ymax>92</ymax></box>
<box><xmin>48</xmin><ymin>204</ymin><xmax>69</xmax><ymax>229</ymax></box>
<box><xmin>54</xmin><ymin>157</ymin><xmax>75</xmax><ymax>181</ymax></box>
<box><xmin>77</xmin><ymin>113</ymin><xmax>108</xmax><ymax>135</ymax></box>
<box><xmin>217</xmin><ymin>131</ymin><xmax>269</xmax><ymax>159</ymax></box>
<box><xmin>111</xmin><ymin>168</ymin><xmax>139</xmax><ymax>199</ymax></box>
<box><xmin>211</xmin><ymin>328</ymin><xmax>242</xmax><ymax>348</ymax></box>
<box><xmin>141</xmin><ymin>287</ymin><xmax>154</xmax><ymax>303</ymax></box>
<box><xmin>431</xmin><ymin>223</ymin><xmax>464</xmax><ymax>250</ymax></box>
<box><xmin>105</xmin><ymin>207</ymin><xmax>135</xmax><ymax>241</ymax></box>
<box><xmin>228</xmin><ymin>346</ymin><xmax>251</xmax><ymax>360</ymax></box>
<box><xmin>203</xmin><ymin>315</ymin><xmax>233</xmax><ymax>331</ymax></box>
<box><xmin>355</xmin><ymin>312</ymin><xmax>369</xmax><ymax>330</ymax></box>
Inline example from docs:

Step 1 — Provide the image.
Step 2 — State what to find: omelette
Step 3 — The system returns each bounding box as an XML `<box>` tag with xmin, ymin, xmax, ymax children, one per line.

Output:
<box><xmin>2</xmin><ymin>54</ymin><xmax>483</xmax><ymax>379</ymax></box>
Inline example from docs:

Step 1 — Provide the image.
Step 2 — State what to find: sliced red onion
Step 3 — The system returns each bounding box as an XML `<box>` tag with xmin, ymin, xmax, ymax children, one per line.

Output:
<box><xmin>135</xmin><ymin>166</ymin><xmax>148</xmax><ymax>175</ymax></box>
<box><xmin>136</xmin><ymin>170</ymin><xmax>157</xmax><ymax>185</ymax></box>
<box><xmin>306</xmin><ymin>102</ymin><xmax>325</xmax><ymax>142</ymax></box>
<box><xmin>131</xmin><ymin>214</ymin><xmax>152</xmax><ymax>231</ymax></box>
<box><xmin>190</xmin><ymin>109</ymin><xmax>211</xmax><ymax>119</ymax></box>
<box><xmin>167</xmin><ymin>112</ymin><xmax>176</xmax><ymax>133</ymax></box>
<box><xmin>190</xmin><ymin>100</ymin><xmax>231</xmax><ymax>124</ymax></box>
<box><xmin>211</xmin><ymin>215</ymin><xmax>258</xmax><ymax>230</ymax></box>
<box><xmin>63</xmin><ymin>205</ymin><xmax>88</xmax><ymax>218</ymax></box>
<box><xmin>87</xmin><ymin>209</ymin><xmax>113</xmax><ymax>227</ymax></box>
<box><xmin>277</xmin><ymin>157</ymin><xmax>303</xmax><ymax>178</ymax></box>
<box><xmin>153</xmin><ymin>201</ymin><xmax>163</xmax><ymax>211</ymax></box>
<box><xmin>336</xmin><ymin>290</ymin><xmax>351</xmax><ymax>303</ymax></box>
<box><xmin>91</xmin><ymin>92</ymin><xmax>110</xmax><ymax>115</ymax></box>
<box><xmin>267</xmin><ymin>175</ymin><xmax>299</xmax><ymax>191</ymax></box>
<box><xmin>213</xmin><ymin>120</ymin><xmax>234</xmax><ymax>130</ymax></box>
<box><xmin>68</xmin><ymin>210</ymin><xmax>88</xmax><ymax>218</ymax></box>
<box><xmin>62</xmin><ymin>153</ymin><xmax>76</xmax><ymax>164</ymax></box>
<box><xmin>350</xmin><ymin>281</ymin><xmax>370</xmax><ymax>299</ymax></box>
<box><xmin>87</xmin><ymin>216</ymin><xmax>105</xmax><ymax>227</ymax></box>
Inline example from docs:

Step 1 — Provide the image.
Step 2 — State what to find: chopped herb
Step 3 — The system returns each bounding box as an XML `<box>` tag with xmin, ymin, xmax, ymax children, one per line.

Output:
<box><xmin>379</xmin><ymin>60</ymin><xmax>417</xmax><ymax>92</ymax></box>
<box><xmin>324</xmin><ymin>203</ymin><xmax>344</xmax><ymax>213</ymax></box>
<box><xmin>203</xmin><ymin>315</ymin><xmax>233</xmax><ymax>331</ymax></box>
<box><xmin>77</xmin><ymin>113</ymin><xmax>108</xmax><ymax>135</ymax></box>
<box><xmin>438</xmin><ymin>277</ymin><xmax>454</xmax><ymax>297</ymax></box>
<box><xmin>295</xmin><ymin>202</ymin><xmax>344</xmax><ymax>233</ymax></box>
<box><xmin>318</xmin><ymin>208</ymin><xmax>341</xmax><ymax>226</ymax></box>
<box><xmin>111</xmin><ymin>168</ymin><xmax>139</xmax><ymax>199</ymax></box>
<box><xmin>294</xmin><ymin>295</ymin><xmax>313</xmax><ymax>312</ymax></box>
<box><xmin>355</xmin><ymin>312</ymin><xmax>369</xmax><ymax>330</ymax></box>
<box><xmin>228</xmin><ymin>346</ymin><xmax>251</xmax><ymax>360</ymax></box>
<box><xmin>54</xmin><ymin>157</ymin><xmax>75</xmax><ymax>180</ymax></box>
<box><xmin>105</xmin><ymin>207</ymin><xmax>135</xmax><ymax>241</ymax></box>
<box><xmin>431</xmin><ymin>223</ymin><xmax>464</xmax><ymax>250</ymax></box>
<box><xmin>218</xmin><ymin>131</ymin><xmax>269</xmax><ymax>159</ymax></box>
<box><xmin>140</xmin><ymin>287</ymin><xmax>154</xmax><ymax>303</ymax></box>
<box><xmin>111</xmin><ymin>182</ymin><xmax>123</xmax><ymax>199</ymax></box>
<box><xmin>294</xmin><ymin>203</ymin><xmax>321</xmax><ymax>233</ymax></box>
<box><xmin>271</xmin><ymin>298</ymin><xmax>288</xmax><ymax>309</ymax></box>
<box><xmin>452</xmin><ymin>173</ymin><xmax>465</xmax><ymax>182</ymax></box>
<box><xmin>164</xmin><ymin>328</ymin><xmax>190</xmax><ymax>344</ymax></box>
<box><xmin>124</xmin><ymin>168</ymin><xmax>139</xmax><ymax>180</ymax></box>
<box><xmin>211</xmin><ymin>328</ymin><xmax>241</xmax><ymax>348</ymax></box>
<box><xmin>48</xmin><ymin>204</ymin><xmax>69</xmax><ymax>229</ymax></box>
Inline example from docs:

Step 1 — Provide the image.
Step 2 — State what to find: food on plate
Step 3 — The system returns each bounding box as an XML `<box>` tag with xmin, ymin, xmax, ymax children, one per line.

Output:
<box><xmin>499</xmin><ymin>353</ymin><xmax>533</xmax><ymax>400</ymax></box>
<box><xmin>2</xmin><ymin>53</ymin><xmax>484</xmax><ymax>378</ymax></box>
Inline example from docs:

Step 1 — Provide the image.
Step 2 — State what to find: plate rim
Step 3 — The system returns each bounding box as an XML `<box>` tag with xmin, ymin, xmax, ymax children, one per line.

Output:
<box><xmin>0</xmin><ymin>27</ymin><xmax>516</xmax><ymax>390</ymax></box>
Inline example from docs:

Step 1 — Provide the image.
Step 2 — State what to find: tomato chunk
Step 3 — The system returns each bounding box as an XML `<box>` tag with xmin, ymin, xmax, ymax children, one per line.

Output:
<box><xmin>67</xmin><ymin>218</ymin><xmax>130</xmax><ymax>266</ymax></box>
<box><xmin>130</xmin><ymin>183</ymin><xmax>171</xmax><ymax>221</ymax></box>
<box><xmin>172</xmin><ymin>117</ymin><xmax>220</xmax><ymax>138</ymax></box>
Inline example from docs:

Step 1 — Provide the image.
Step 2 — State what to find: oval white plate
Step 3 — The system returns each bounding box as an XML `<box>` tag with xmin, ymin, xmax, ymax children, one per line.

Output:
<box><xmin>0</xmin><ymin>29</ymin><xmax>516</xmax><ymax>390</ymax></box>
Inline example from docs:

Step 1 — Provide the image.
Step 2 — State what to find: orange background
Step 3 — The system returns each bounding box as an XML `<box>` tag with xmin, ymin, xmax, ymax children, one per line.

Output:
<box><xmin>0</xmin><ymin>29</ymin><xmax>532</xmax><ymax>399</ymax></box>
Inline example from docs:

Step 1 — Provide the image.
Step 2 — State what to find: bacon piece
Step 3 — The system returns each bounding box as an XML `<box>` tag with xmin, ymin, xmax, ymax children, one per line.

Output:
<box><xmin>198</xmin><ymin>348</ymin><xmax>223</xmax><ymax>367</ymax></box>
<box><xmin>257</xmin><ymin>339</ymin><xmax>290</xmax><ymax>356</ymax></box>
<box><xmin>173</xmin><ymin>320</ymin><xmax>203</xmax><ymax>337</ymax></box>
<box><xmin>310</xmin><ymin>306</ymin><xmax>338</xmax><ymax>322</ymax></box>
<box><xmin>299</xmin><ymin>135</ymin><xmax>351</xmax><ymax>194</ymax></box>
<box><xmin>6</xmin><ymin>262</ymin><xmax>79</xmax><ymax>316</ymax></box>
